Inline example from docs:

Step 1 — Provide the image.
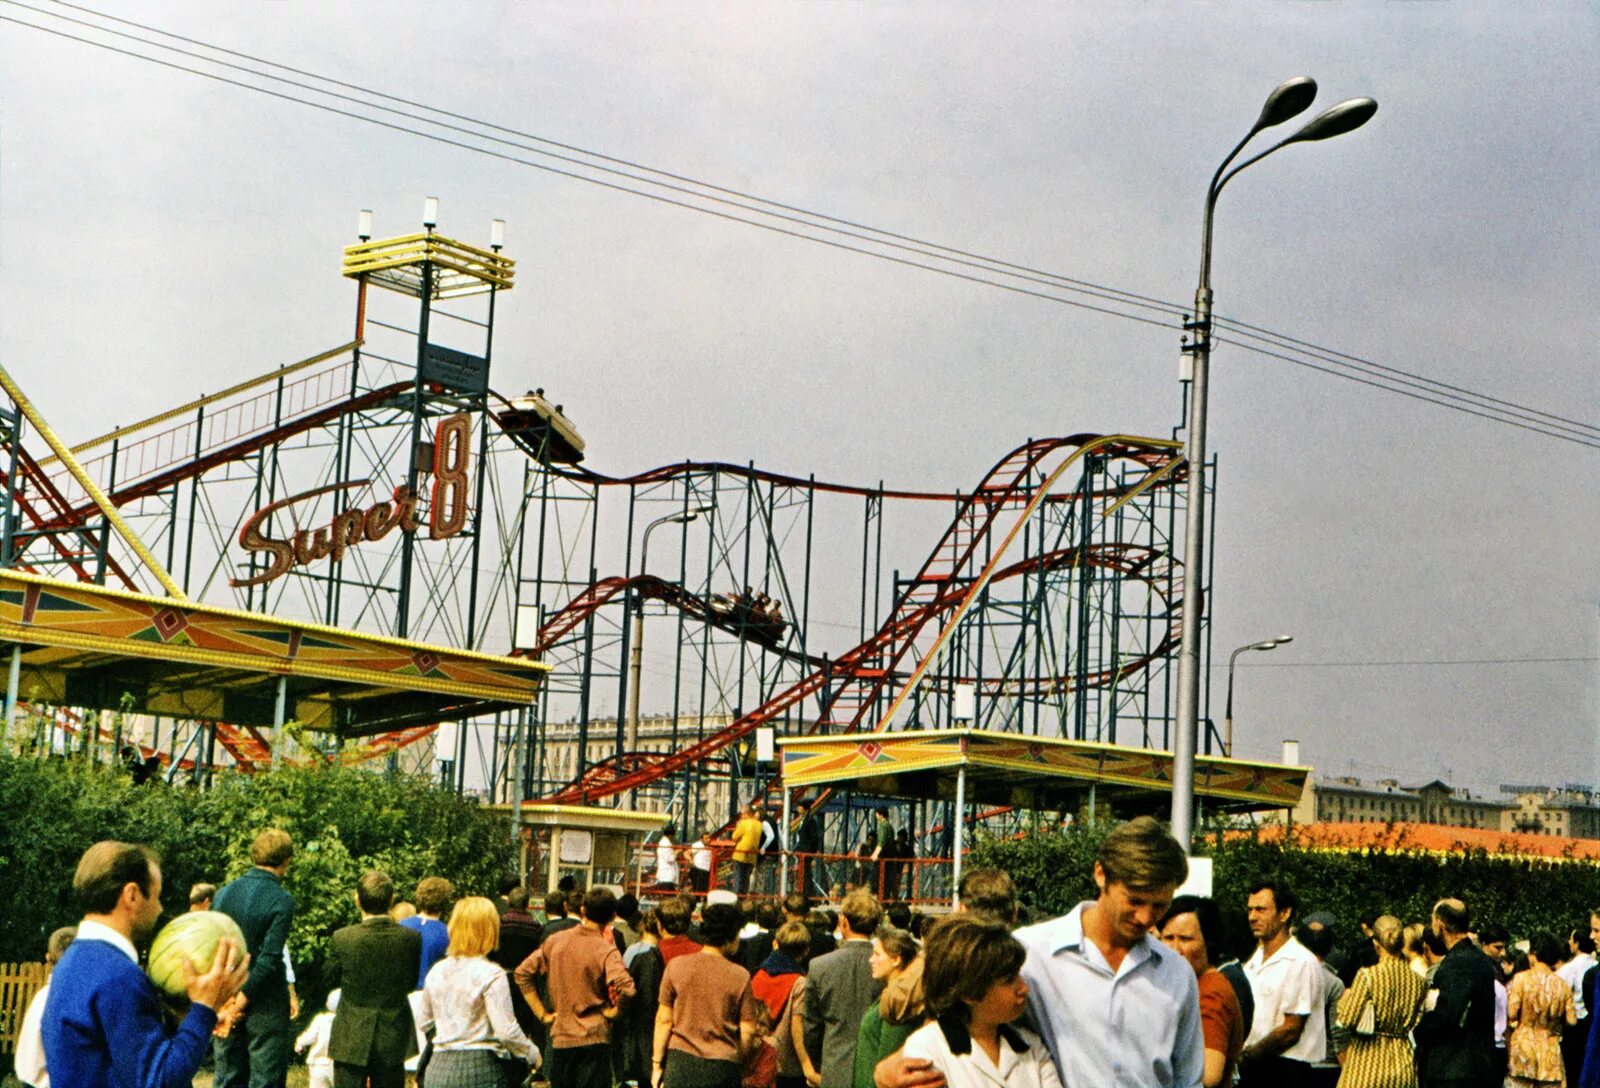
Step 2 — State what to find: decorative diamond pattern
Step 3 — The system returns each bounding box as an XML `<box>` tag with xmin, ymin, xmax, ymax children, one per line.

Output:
<box><xmin>152</xmin><ymin>608</ymin><xmax>190</xmax><ymax>642</ymax></box>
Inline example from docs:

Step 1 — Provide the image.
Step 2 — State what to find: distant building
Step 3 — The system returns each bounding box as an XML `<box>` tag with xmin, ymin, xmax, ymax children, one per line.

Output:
<box><xmin>1288</xmin><ymin>772</ymin><xmax>1600</xmax><ymax>840</ymax></box>
<box><xmin>535</xmin><ymin>713</ymin><xmax>744</xmax><ymax>828</ymax></box>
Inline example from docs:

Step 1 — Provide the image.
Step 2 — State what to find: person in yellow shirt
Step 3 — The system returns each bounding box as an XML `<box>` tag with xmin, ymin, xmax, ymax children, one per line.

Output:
<box><xmin>731</xmin><ymin>804</ymin><xmax>763</xmax><ymax>894</ymax></box>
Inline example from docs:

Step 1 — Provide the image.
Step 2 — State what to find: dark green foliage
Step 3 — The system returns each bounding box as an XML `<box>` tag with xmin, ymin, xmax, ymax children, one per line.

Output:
<box><xmin>0</xmin><ymin>753</ymin><xmax>514</xmax><ymax>1019</ymax></box>
<box><xmin>971</xmin><ymin>822</ymin><xmax>1600</xmax><ymax>940</ymax></box>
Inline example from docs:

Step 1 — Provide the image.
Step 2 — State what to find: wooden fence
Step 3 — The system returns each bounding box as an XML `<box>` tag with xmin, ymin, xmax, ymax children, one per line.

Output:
<box><xmin>0</xmin><ymin>962</ymin><xmax>47</xmax><ymax>1055</ymax></box>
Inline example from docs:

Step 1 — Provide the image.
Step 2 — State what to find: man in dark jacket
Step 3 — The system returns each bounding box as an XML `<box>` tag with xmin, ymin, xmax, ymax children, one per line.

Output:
<box><xmin>327</xmin><ymin>870</ymin><xmax>422</xmax><ymax>1088</ymax></box>
<box><xmin>794</xmin><ymin>800</ymin><xmax>825</xmax><ymax>898</ymax></box>
<box><xmin>1415</xmin><ymin>897</ymin><xmax>1496</xmax><ymax>1088</ymax></box>
<box><xmin>493</xmin><ymin>887</ymin><xmax>545</xmax><ymax>1048</ymax></box>
<box><xmin>212</xmin><ymin>828</ymin><xmax>295</xmax><ymax>1088</ymax></box>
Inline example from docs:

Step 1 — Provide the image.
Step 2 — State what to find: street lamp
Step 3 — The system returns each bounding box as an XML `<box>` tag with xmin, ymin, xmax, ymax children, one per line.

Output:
<box><xmin>1224</xmin><ymin>634</ymin><xmax>1294</xmax><ymax>756</ymax></box>
<box><xmin>625</xmin><ymin>505</ymin><xmax>715</xmax><ymax>751</ymax></box>
<box><xmin>1171</xmin><ymin>79</ymin><xmax>1376</xmax><ymax>849</ymax></box>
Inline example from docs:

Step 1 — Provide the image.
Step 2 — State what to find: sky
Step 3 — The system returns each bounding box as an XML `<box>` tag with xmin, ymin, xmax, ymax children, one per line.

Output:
<box><xmin>0</xmin><ymin>2</ymin><xmax>1595</xmax><ymax>797</ymax></box>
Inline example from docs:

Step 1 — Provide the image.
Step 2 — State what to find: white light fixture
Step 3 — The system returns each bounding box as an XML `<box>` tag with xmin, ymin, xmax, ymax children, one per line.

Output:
<box><xmin>423</xmin><ymin>196</ymin><xmax>439</xmax><ymax>229</ymax></box>
<box><xmin>489</xmin><ymin>218</ymin><xmax>506</xmax><ymax>250</ymax></box>
<box><xmin>357</xmin><ymin>209</ymin><xmax>372</xmax><ymax>242</ymax></box>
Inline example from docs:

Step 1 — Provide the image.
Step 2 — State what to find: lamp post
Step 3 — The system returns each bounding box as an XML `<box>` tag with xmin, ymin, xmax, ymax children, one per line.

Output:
<box><xmin>1171</xmin><ymin>80</ymin><xmax>1376</xmax><ymax>849</ymax></box>
<box><xmin>625</xmin><ymin>506</ymin><xmax>714</xmax><ymax>751</ymax></box>
<box><xmin>1224</xmin><ymin>634</ymin><xmax>1294</xmax><ymax>756</ymax></box>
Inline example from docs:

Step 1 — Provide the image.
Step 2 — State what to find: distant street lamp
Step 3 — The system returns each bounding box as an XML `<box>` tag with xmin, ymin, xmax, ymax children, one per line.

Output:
<box><xmin>1224</xmin><ymin>635</ymin><xmax>1294</xmax><ymax>756</ymax></box>
<box><xmin>625</xmin><ymin>506</ymin><xmax>714</xmax><ymax>751</ymax></box>
<box><xmin>1171</xmin><ymin>79</ymin><xmax>1376</xmax><ymax>849</ymax></box>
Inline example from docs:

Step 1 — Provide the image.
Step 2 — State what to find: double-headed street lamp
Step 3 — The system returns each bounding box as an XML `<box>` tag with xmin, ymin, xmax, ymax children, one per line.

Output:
<box><xmin>626</xmin><ymin>505</ymin><xmax>715</xmax><ymax>752</ymax></box>
<box><xmin>1171</xmin><ymin>79</ymin><xmax>1376</xmax><ymax>849</ymax></box>
<box><xmin>1224</xmin><ymin>634</ymin><xmax>1294</xmax><ymax>756</ymax></box>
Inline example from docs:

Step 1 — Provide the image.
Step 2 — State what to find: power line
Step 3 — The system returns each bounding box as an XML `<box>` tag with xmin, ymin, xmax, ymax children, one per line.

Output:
<box><xmin>41</xmin><ymin>0</ymin><xmax>1188</xmax><ymax>320</ymax></box>
<box><xmin>4</xmin><ymin>3</ymin><xmax>1597</xmax><ymax>451</ymax></box>
<box><xmin>1223</xmin><ymin>655</ymin><xmax>1597</xmax><ymax>669</ymax></box>
<box><xmin>1214</xmin><ymin>318</ymin><xmax>1600</xmax><ymax>442</ymax></box>
<box><xmin>1215</xmin><ymin>336</ymin><xmax>1600</xmax><ymax>451</ymax></box>
<box><xmin>5</xmin><ymin>0</ymin><xmax>1181</xmax><ymax>326</ymax></box>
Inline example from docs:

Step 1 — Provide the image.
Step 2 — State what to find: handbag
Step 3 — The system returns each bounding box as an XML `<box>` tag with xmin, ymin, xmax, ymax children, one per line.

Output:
<box><xmin>1347</xmin><ymin>967</ymin><xmax>1376</xmax><ymax>1037</ymax></box>
<box><xmin>496</xmin><ymin>1054</ymin><xmax>531</xmax><ymax>1088</ymax></box>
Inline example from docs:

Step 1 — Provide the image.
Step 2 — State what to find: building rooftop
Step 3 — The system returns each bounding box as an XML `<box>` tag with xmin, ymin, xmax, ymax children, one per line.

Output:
<box><xmin>1249</xmin><ymin>821</ymin><xmax>1600</xmax><ymax>862</ymax></box>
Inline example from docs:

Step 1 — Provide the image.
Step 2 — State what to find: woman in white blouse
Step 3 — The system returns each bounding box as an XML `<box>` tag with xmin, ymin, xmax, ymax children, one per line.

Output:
<box><xmin>901</xmin><ymin>916</ymin><xmax>1062</xmax><ymax>1088</ymax></box>
<box><xmin>417</xmin><ymin>896</ymin><xmax>540</xmax><ymax>1088</ymax></box>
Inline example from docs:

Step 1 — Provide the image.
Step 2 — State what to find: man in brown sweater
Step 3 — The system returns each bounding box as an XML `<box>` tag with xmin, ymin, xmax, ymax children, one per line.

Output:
<box><xmin>515</xmin><ymin>887</ymin><xmax>636</xmax><ymax>1088</ymax></box>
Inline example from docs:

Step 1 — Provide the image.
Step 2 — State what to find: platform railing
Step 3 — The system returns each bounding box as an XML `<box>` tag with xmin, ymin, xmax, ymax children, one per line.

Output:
<box><xmin>623</xmin><ymin>842</ymin><xmax>957</xmax><ymax>907</ymax></box>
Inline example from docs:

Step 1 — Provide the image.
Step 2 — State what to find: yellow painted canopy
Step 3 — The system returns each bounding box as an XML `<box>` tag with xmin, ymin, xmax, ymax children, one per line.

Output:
<box><xmin>778</xmin><ymin>728</ymin><xmax>1306</xmax><ymax>814</ymax></box>
<box><xmin>0</xmin><ymin>569</ymin><xmax>547</xmax><ymax>736</ymax></box>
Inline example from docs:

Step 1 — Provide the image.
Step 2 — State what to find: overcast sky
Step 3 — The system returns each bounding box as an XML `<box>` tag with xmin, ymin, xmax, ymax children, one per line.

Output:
<box><xmin>0</xmin><ymin>2</ymin><xmax>1595</xmax><ymax>796</ymax></box>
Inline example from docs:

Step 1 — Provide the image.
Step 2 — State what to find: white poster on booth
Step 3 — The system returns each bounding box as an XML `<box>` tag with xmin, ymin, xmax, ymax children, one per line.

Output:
<box><xmin>558</xmin><ymin>829</ymin><xmax>593</xmax><ymax>865</ymax></box>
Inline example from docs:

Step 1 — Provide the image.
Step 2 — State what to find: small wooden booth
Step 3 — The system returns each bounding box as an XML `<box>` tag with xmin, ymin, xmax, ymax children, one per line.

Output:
<box><xmin>505</xmin><ymin>803</ymin><xmax>669</xmax><ymax>894</ymax></box>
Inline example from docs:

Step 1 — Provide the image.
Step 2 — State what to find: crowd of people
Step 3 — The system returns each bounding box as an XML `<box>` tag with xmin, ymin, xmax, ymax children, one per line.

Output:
<box><xmin>18</xmin><ymin>819</ymin><xmax>1600</xmax><ymax>1088</ymax></box>
<box><xmin>652</xmin><ymin>801</ymin><xmax>917</xmax><ymax>902</ymax></box>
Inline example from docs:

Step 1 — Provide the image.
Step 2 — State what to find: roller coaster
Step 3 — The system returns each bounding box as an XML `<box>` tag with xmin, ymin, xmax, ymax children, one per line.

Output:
<box><xmin>0</xmin><ymin>215</ymin><xmax>1218</xmax><ymax>848</ymax></box>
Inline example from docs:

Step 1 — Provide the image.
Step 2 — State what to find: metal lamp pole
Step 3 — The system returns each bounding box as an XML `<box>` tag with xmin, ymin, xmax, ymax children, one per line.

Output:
<box><xmin>1171</xmin><ymin>81</ymin><xmax>1377</xmax><ymax>848</ymax></box>
<box><xmin>625</xmin><ymin>506</ymin><xmax>713</xmax><ymax>752</ymax></box>
<box><xmin>1223</xmin><ymin>634</ymin><xmax>1294</xmax><ymax>756</ymax></box>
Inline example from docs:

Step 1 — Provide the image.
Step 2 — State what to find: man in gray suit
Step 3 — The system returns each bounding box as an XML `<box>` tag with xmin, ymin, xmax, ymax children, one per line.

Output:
<box><xmin>804</xmin><ymin>888</ymin><xmax>884</xmax><ymax>1088</ymax></box>
<box><xmin>327</xmin><ymin>871</ymin><xmax>422</xmax><ymax>1088</ymax></box>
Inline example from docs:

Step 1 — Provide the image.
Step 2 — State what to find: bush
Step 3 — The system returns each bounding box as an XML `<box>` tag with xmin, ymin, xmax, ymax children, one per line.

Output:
<box><xmin>970</xmin><ymin>821</ymin><xmax>1600</xmax><ymax>940</ymax></box>
<box><xmin>0</xmin><ymin>753</ymin><xmax>515</xmax><ymax>1019</ymax></box>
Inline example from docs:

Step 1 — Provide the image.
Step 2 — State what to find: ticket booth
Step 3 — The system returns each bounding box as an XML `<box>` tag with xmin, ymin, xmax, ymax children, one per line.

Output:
<box><xmin>506</xmin><ymin>803</ymin><xmax>668</xmax><ymax>894</ymax></box>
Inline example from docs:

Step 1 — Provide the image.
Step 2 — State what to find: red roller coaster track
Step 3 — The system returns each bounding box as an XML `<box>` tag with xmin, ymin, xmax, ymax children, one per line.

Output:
<box><xmin>4</xmin><ymin>362</ymin><xmax>1183</xmax><ymax>790</ymax></box>
<box><xmin>540</xmin><ymin>435</ymin><xmax>1184</xmax><ymax>806</ymax></box>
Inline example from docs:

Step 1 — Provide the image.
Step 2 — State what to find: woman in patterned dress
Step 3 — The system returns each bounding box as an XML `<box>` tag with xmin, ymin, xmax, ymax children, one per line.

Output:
<box><xmin>1505</xmin><ymin>932</ymin><xmax>1577</xmax><ymax>1088</ymax></box>
<box><xmin>1335</xmin><ymin>915</ymin><xmax>1427</xmax><ymax>1088</ymax></box>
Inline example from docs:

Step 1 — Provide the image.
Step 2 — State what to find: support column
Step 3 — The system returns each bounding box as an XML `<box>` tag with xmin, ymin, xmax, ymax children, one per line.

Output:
<box><xmin>4</xmin><ymin>643</ymin><xmax>20</xmax><ymax>739</ymax></box>
<box><xmin>779</xmin><ymin>789</ymin><xmax>792</xmax><ymax>897</ymax></box>
<box><xmin>272</xmin><ymin>676</ymin><xmax>288</xmax><ymax>768</ymax></box>
<box><xmin>951</xmin><ymin>763</ymin><xmax>967</xmax><ymax>908</ymax></box>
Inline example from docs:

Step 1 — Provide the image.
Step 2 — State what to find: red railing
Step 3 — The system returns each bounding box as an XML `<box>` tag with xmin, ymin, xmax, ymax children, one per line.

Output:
<box><xmin>617</xmin><ymin>843</ymin><xmax>958</xmax><ymax>907</ymax></box>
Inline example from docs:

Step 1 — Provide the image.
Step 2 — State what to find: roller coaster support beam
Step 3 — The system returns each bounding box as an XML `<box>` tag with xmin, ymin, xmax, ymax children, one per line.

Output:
<box><xmin>0</xmin><ymin>362</ymin><xmax>186</xmax><ymax>598</ymax></box>
<box><xmin>1173</xmin><ymin>78</ymin><xmax>1375</xmax><ymax>848</ymax></box>
<box><xmin>626</xmin><ymin>506</ymin><xmax>712</xmax><ymax>751</ymax></box>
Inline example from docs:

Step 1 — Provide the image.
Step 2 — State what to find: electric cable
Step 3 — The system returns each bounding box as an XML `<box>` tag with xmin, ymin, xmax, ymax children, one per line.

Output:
<box><xmin>1</xmin><ymin>3</ymin><xmax>1595</xmax><ymax>451</ymax></box>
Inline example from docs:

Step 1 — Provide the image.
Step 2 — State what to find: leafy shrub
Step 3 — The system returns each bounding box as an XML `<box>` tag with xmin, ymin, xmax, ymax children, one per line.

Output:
<box><xmin>0</xmin><ymin>753</ymin><xmax>514</xmax><ymax>1019</ymax></box>
<box><xmin>970</xmin><ymin>821</ymin><xmax>1600</xmax><ymax>940</ymax></box>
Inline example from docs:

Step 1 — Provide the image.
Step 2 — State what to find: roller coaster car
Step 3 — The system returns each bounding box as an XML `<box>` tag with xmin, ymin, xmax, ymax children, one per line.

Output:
<box><xmin>497</xmin><ymin>389</ymin><xmax>586</xmax><ymax>464</ymax></box>
<box><xmin>707</xmin><ymin>589</ymin><xmax>787</xmax><ymax>646</ymax></box>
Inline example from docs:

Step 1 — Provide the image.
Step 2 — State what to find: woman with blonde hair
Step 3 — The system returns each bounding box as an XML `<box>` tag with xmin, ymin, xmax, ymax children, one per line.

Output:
<box><xmin>1335</xmin><ymin>914</ymin><xmax>1426</xmax><ymax>1088</ymax></box>
<box><xmin>1401</xmin><ymin>922</ymin><xmax>1429</xmax><ymax>978</ymax></box>
<box><xmin>417</xmin><ymin>896</ymin><xmax>540</xmax><ymax>1088</ymax></box>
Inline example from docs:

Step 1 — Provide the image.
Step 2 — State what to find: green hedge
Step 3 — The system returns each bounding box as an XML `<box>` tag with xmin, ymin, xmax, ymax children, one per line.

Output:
<box><xmin>970</xmin><ymin>821</ymin><xmax>1600</xmax><ymax>940</ymax></box>
<box><xmin>0</xmin><ymin>753</ymin><xmax>514</xmax><ymax>1016</ymax></box>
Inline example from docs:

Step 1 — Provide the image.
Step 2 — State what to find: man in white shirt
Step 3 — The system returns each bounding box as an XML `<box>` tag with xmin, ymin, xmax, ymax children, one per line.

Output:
<box><xmin>653</xmin><ymin>824</ymin><xmax>679</xmax><ymax>891</ymax></box>
<box><xmin>688</xmin><ymin>826</ymin><xmax>713</xmax><ymax>894</ymax></box>
<box><xmin>874</xmin><ymin>816</ymin><xmax>1203</xmax><ymax>1088</ymax></box>
<box><xmin>1240</xmin><ymin>880</ymin><xmax>1323</xmax><ymax>1088</ymax></box>
<box><xmin>1558</xmin><ymin>926</ymin><xmax>1595</xmax><ymax>1085</ymax></box>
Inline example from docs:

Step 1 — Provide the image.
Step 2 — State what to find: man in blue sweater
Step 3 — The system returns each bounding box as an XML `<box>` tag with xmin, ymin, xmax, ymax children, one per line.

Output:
<box><xmin>43</xmin><ymin>840</ymin><xmax>249</xmax><ymax>1088</ymax></box>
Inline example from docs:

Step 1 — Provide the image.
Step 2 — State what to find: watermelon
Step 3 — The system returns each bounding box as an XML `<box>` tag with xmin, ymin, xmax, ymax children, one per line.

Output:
<box><xmin>147</xmin><ymin>910</ymin><xmax>247</xmax><ymax>996</ymax></box>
